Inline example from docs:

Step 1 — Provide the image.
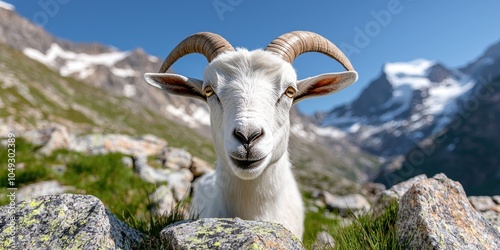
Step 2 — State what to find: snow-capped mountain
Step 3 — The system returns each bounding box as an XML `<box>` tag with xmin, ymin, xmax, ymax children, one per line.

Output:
<box><xmin>375</xmin><ymin>40</ymin><xmax>500</xmax><ymax>195</ymax></box>
<box><xmin>318</xmin><ymin>58</ymin><xmax>474</xmax><ymax>157</ymax></box>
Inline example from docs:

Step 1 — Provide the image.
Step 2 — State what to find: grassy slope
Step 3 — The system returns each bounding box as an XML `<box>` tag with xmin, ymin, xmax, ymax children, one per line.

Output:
<box><xmin>0</xmin><ymin>43</ymin><xmax>215</xmax><ymax>162</ymax></box>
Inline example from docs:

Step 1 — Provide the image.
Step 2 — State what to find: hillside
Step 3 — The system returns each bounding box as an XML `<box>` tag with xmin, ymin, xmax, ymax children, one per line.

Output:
<box><xmin>0</xmin><ymin>42</ymin><xmax>216</xmax><ymax>161</ymax></box>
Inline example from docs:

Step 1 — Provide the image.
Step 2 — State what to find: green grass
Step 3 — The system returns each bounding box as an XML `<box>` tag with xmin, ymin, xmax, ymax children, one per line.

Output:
<box><xmin>330</xmin><ymin>201</ymin><xmax>403</xmax><ymax>250</ymax></box>
<box><xmin>0</xmin><ymin>139</ymin><xmax>156</xmax><ymax>224</ymax></box>
<box><xmin>127</xmin><ymin>201</ymin><xmax>189</xmax><ymax>250</ymax></box>
<box><xmin>301</xmin><ymin>190</ymin><xmax>403</xmax><ymax>249</ymax></box>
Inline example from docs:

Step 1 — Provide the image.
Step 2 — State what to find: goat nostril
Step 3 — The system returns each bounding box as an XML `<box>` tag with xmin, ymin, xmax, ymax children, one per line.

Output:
<box><xmin>233</xmin><ymin>128</ymin><xmax>264</xmax><ymax>145</ymax></box>
<box><xmin>248</xmin><ymin>129</ymin><xmax>264</xmax><ymax>143</ymax></box>
<box><xmin>233</xmin><ymin>129</ymin><xmax>248</xmax><ymax>144</ymax></box>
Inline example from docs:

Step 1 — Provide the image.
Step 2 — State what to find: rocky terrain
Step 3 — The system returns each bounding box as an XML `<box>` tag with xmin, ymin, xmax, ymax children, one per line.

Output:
<box><xmin>0</xmin><ymin>123</ymin><xmax>499</xmax><ymax>249</ymax></box>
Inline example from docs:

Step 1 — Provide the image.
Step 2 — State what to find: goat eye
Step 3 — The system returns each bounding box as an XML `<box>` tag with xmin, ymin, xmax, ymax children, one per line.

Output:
<box><xmin>204</xmin><ymin>86</ymin><xmax>215</xmax><ymax>97</ymax></box>
<box><xmin>284</xmin><ymin>86</ymin><xmax>296</xmax><ymax>98</ymax></box>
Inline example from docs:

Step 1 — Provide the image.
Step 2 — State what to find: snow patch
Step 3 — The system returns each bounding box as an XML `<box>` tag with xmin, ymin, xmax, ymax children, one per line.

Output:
<box><xmin>311</xmin><ymin>125</ymin><xmax>346</xmax><ymax>139</ymax></box>
<box><xmin>23</xmin><ymin>43</ymin><xmax>130</xmax><ymax>79</ymax></box>
<box><xmin>189</xmin><ymin>104</ymin><xmax>210</xmax><ymax>126</ymax></box>
<box><xmin>424</xmin><ymin>78</ymin><xmax>475</xmax><ymax>116</ymax></box>
<box><xmin>149</xmin><ymin>56</ymin><xmax>160</xmax><ymax>63</ymax></box>
<box><xmin>111</xmin><ymin>67</ymin><xmax>140</xmax><ymax>78</ymax></box>
<box><xmin>123</xmin><ymin>84</ymin><xmax>136</xmax><ymax>97</ymax></box>
<box><xmin>165</xmin><ymin>105</ymin><xmax>210</xmax><ymax>128</ymax></box>
<box><xmin>384</xmin><ymin>59</ymin><xmax>435</xmax><ymax>79</ymax></box>
<box><xmin>291</xmin><ymin>123</ymin><xmax>310</xmax><ymax>140</ymax></box>
<box><xmin>0</xmin><ymin>1</ymin><xmax>14</xmax><ymax>11</ymax></box>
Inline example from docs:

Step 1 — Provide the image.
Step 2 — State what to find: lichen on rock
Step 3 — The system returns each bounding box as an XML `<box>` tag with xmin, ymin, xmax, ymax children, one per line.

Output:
<box><xmin>0</xmin><ymin>194</ymin><xmax>143</xmax><ymax>249</ymax></box>
<box><xmin>397</xmin><ymin>173</ymin><xmax>500</xmax><ymax>249</ymax></box>
<box><xmin>160</xmin><ymin>218</ymin><xmax>304</xmax><ymax>249</ymax></box>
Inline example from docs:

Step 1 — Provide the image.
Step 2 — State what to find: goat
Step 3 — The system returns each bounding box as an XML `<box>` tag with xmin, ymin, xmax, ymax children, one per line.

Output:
<box><xmin>144</xmin><ymin>31</ymin><xmax>357</xmax><ymax>239</ymax></box>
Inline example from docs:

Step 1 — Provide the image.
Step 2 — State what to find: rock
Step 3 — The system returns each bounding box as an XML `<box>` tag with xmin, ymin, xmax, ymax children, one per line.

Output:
<box><xmin>190</xmin><ymin>156</ymin><xmax>214</xmax><ymax>178</ymax></box>
<box><xmin>70</xmin><ymin>133</ymin><xmax>166</xmax><ymax>157</ymax></box>
<box><xmin>169</xmin><ymin>169</ymin><xmax>193</xmax><ymax>201</ymax></box>
<box><xmin>481</xmin><ymin>210</ymin><xmax>500</xmax><ymax>232</ymax></box>
<box><xmin>160</xmin><ymin>218</ymin><xmax>304</xmax><ymax>249</ymax></box>
<box><xmin>361</xmin><ymin>182</ymin><xmax>386</xmax><ymax>202</ymax></box>
<box><xmin>133</xmin><ymin>155</ymin><xmax>192</xmax><ymax>201</ymax></box>
<box><xmin>23</xmin><ymin>124</ymin><xmax>71</xmax><ymax>155</ymax></box>
<box><xmin>0</xmin><ymin>194</ymin><xmax>143</xmax><ymax>249</ymax></box>
<box><xmin>316</xmin><ymin>231</ymin><xmax>335</xmax><ymax>248</ymax></box>
<box><xmin>50</xmin><ymin>164</ymin><xmax>67</xmax><ymax>174</ymax></box>
<box><xmin>372</xmin><ymin>174</ymin><xmax>427</xmax><ymax>214</ymax></box>
<box><xmin>121</xmin><ymin>156</ymin><xmax>133</xmax><ymax>168</ymax></box>
<box><xmin>469</xmin><ymin>196</ymin><xmax>497</xmax><ymax>212</ymax></box>
<box><xmin>320</xmin><ymin>192</ymin><xmax>370</xmax><ymax>215</ymax></box>
<box><xmin>149</xmin><ymin>185</ymin><xmax>176</xmax><ymax>216</ymax></box>
<box><xmin>17</xmin><ymin>180</ymin><xmax>74</xmax><ymax>201</ymax></box>
<box><xmin>161</xmin><ymin>147</ymin><xmax>192</xmax><ymax>170</ymax></box>
<box><xmin>493</xmin><ymin>195</ymin><xmax>500</xmax><ymax>204</ymax></box>
<box><xmin>397</xmin><ymin>173</ymin><xmax>500</xmax><ymax>249</ymax></box>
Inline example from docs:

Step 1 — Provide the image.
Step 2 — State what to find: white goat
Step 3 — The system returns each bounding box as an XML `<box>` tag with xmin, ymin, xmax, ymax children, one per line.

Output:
<box><xmin>144</xmin><ymin>31</ymin><xmax>357</xmax><ymax>239</ymax></box>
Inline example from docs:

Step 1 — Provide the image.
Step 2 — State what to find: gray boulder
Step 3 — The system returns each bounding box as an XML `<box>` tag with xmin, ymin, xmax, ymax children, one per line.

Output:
<box><xmin>17</xmin><ymin>180</ymin><xmax>74</xmax><ymax>201</ymax></box>
<box><xmin>468</xmin><ymin>196</ymin><xmax>497</xmax><ymax>212</ymax></box>
<box><xmin>161</xmin><ymin>147</ymin><xmax>192</xmax><ymax>170</ymax></box>
<box><xmin>315</xmin><ymin>231</ymin><xmax>335</xmax><ymax>248</ymax></box>
<box><xmin>0</xmin><ymin>194</ymin><xmax>143</xmax><ymax>249</ymax></box>
<box><xmin>397</xmin><ymin>173</ymin><xmax>500</xmax><ymax>249</ymax></box>
<box><xmin>149</xmin><ymin>185</ymin><xmax>176</xmax><ymax>216</ymax></box>
<box><xmin>160</xmin><ymin>218</ymin><xmax>304</xmax><ymax>249</ymax></box>
<box><xmin>70</xmin><ymin>133</ymin><xmax>167</xmax><ymax>157</ymax></box>
<box><xmin>23</xmin><ymin>123</ymin><xmax>71</xmax><ymax>155</ymax></box>
<box><xmin>372</xmin><ymin>174</ymin><xmax>427</xmax><ymax>215</ymax></box>
<box><xmin>320</xmin><ymin>191</ymin><xmax>370</xmax><ymax>215</ymax></box>
<box><xmin>190</xmin><ymin>156</ymin><xmax>214</xmax><ymax>178</ymax></box>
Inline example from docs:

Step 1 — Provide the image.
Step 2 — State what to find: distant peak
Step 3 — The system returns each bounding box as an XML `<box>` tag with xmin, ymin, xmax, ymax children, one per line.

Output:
<box><xmin>383</xmin><ymin>58</ymin><xmax>436</xmax><ymax>77</ymax></box>
<box><xmin>0</xmin><ymin>1</ymin><xmax>14</xmax><ymax>11</ymax></box>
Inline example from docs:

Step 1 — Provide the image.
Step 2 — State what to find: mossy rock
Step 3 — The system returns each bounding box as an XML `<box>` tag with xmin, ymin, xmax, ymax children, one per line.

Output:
<box><xmin>0</xmin><ymin>194</ymin><xmax>143</xmax><ymax>249</ymax></box>
<box><xmin>160</xmin><ymin>218</ymin><xmax>304</xmax><ymax>250</ymax></box>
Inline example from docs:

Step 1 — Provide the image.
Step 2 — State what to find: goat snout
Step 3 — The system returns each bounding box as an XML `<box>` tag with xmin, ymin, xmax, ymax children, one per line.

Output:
<box><xmin>233</xmin><ymin>127</ymin><xmax>264</xmax><ymax>149</ymax></box>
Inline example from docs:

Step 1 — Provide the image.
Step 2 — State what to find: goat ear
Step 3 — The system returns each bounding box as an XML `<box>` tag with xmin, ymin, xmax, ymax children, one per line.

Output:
<box><xmin>293</xmin><ymin>71</ymin><xmax>358</xmax><ymax>105</ymax></box>
<box><xmin>144</xmin><ymin>73</ymin><xmax>206</xmax><ymax>101</ymax></box>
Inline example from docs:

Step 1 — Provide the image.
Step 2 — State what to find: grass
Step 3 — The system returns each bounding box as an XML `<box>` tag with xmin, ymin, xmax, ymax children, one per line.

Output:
<box><xmin>330</xmin><ymin>201</ymin><xmax>403</xmax><ymax>250</ymax></box>
<box><xmin>127</xmin><ymin>201</ymin><xmax>189</xmax><ymax>250</ymax></box>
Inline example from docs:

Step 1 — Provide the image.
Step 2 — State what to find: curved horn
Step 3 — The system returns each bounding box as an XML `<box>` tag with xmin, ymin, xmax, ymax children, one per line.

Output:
<box><xmin>159</xmin><ymin>32</ymin><xmax>234</xmax><ymax>73</ymax></box>
<box><xmin>265</xmin><ymin>31</ymin><xmax>354</xmax><ymax>71</ymax></box>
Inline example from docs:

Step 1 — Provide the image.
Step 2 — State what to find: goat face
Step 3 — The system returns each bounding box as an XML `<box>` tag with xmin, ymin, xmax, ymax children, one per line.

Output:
<box><xmin>204</xmin><ymin>49</ymin><xmax>297</xmax><ymax>179</ymax></box>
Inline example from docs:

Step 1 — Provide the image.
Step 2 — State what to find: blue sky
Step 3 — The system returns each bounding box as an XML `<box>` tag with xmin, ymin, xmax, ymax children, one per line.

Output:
<box><xmin>6</xmin><ymin>0</ymin><xmax>500</xmax><ymax>115</ymax></box>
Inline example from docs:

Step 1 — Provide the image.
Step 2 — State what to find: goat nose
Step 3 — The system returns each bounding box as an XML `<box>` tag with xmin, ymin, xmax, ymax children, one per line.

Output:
<box><xmin>233</xmin><ymin>127</ymin><xmax>264</xmax><ymax>145</ymax></box>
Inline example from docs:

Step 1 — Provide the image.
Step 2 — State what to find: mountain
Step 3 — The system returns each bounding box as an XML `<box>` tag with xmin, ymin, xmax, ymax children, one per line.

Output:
<box><xmin>375</xmin><ymin>42</ymin><xmax>500</xmax><ymax>195</ymax></box>
<box><xmin>0</xmin><ymin>4</ymin><xmax>381</xmax><ymax>193</ymax></box>
<box><xmin>0</xmin><ymin>5</ymin><xmax>211</xmax><ymax>131</ymax></box>
<box><xmin>318</xmin><ymin>59</ymin><xmax>474</xmax><ymax>158</ymax></box>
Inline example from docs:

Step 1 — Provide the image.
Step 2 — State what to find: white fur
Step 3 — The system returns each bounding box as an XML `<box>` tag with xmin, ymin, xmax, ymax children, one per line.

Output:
<box><xmin>189</xmin><ymin>49</ymin><xmax>305</xmax><ymax>238</ymax></box>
